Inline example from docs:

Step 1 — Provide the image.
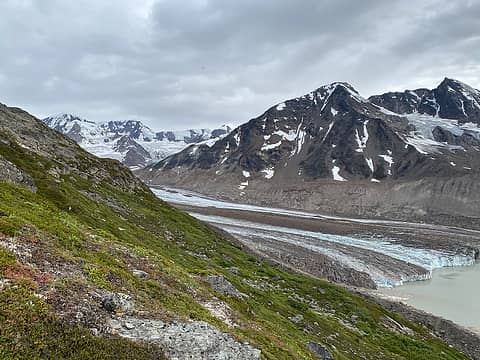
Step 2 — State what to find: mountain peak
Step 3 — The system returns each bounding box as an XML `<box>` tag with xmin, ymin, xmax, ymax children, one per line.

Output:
<box><xmin>43</xmin><ymin>113</ymin><xmax>94</xmax><ymax>126</ymax></box>
<box><xmin>434</xmin><ymin>78</ymin><xmax>480</xmax><ymax>121</ymax></box>
<box><xmin>438</xmin><ymin>77</ymin><xmax>466</xmax><ymax>92</ymax></box>
<box><xmin>369</xmin><ymin>78</ymin><xmax>480</xmax><ymax>123</ymax></box>
<box><xmin>42</xmin><ymin>114</ymin><xmax>232</xmax><ymax>168</ymax></box>
<box><xmin>316</xmin><ymin>82</ymin><xmax>366</xmax><ymax>107</ymax></box>
<box><xmin>437</xmin><ymin>77</ymin><xmax>480</xmax><ymax>97</ymax></box>
<box><xmin>317</xmin><ymin>81</ymin><xmax>358</xmax><ymax>94</ymax></box>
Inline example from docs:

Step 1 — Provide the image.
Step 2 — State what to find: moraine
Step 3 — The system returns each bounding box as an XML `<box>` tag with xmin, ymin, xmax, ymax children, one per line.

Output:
<box><xmin>152</xmin><ymin>186</ymin><xmax>479</xmax><ymax>287</ymax></box>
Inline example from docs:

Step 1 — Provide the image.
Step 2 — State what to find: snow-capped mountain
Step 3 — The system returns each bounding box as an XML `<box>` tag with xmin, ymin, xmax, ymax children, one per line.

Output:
<box><xmin>139</xmin><ymin>78</ymin><xmax>480</xmax><ymax>226</ymax></box>
<box><xmin>41</xmin><ymin>114</ymin><xmax>231</xmax><ymax>168</ymax></box>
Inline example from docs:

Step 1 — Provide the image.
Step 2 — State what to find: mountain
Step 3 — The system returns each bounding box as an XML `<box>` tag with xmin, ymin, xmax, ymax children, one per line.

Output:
<box><xmin>42</xmin><ymin>114</ymin><xmax>231</xmax><ymax>168</ymax></box>
<box><xmin>1</xmin><ymin>102</ymin><xmax>472</xmax><ymax>358</ymax></box>
<box><xmin>369</xmin><ymin>77</ymin><xmax>480</xmax><ymax>123</ymax></box>
<box><xmin>139</xmin><ymin>79</ymin><xmax>480</xmax><ymax>227</ymax></box>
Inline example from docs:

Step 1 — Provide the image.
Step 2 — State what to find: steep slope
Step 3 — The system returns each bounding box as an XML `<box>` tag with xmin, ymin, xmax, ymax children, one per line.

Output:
<box><xmin>0</xmin><ymin>104</ymin><xmax>473</xmax><ymax>358</ymax></box>
<box><xmin>42</xmin><ymin>114</ymin><xmax>231</xmax><ymax>168</ymax></box>
<box><xmin>140</xmin><ymin>80</ymin><xmax>480</xmax><ymax>227</ymax></box>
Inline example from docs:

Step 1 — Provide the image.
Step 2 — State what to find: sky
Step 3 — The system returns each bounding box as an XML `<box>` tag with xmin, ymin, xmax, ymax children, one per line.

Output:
<box><xmin>0</xmin><ymin>0</ymin><xmax>479</xmax><ymax>130</ymax></box>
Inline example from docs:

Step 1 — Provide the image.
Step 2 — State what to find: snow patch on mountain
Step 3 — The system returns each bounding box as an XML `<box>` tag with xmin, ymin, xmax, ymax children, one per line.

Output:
<box><xmin>355</xmin><ymin>120</ymin><xmax>369</xmax><ymax>153</ymax></box>
<box><xmin>262</xmin><ymin>167</ymin><xmax>275</xmax><ymax>179</ymax></box>
<box><xmin>332</xmin><ymin>163</ymin><xmax>347</xmax><ymax>182</ymax></box>
<box><xmin>378</xmin><ymin>153</ymin><xmax>394</xmax><ymax>175</ymax></box>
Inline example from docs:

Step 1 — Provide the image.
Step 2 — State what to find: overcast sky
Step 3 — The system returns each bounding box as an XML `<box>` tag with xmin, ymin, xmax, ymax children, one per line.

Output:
<box><xmin>0</xmin><ymin>0</ymin><xmax>479</xmax><ymax>129</ymax></box>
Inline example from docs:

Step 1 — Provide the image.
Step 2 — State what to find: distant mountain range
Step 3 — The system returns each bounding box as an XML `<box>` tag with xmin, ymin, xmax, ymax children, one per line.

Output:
<box><xmin>42</xmin><ymin>114</ymin><xmax>231</xmax><ymax>168</ymax></box>
<box><xmin>139</xmin><ymin>78</ymin><xmax>480</xmax><ymax>226</ymax></box>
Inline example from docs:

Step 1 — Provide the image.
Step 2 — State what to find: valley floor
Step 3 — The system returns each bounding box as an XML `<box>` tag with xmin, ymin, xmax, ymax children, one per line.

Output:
<box><xmin>152</xmin><ymin>186</ymin><xmax>480</xmax><ymax>327</ymax></box>
<box><xmin>152</xmin><ymin>186</ymin><xmax>480</xmax><ymax>288</ymax></box>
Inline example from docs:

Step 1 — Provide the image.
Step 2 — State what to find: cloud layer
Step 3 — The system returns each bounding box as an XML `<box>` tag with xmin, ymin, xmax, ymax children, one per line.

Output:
<box><xmin>1</xmin><ymin>0</ymin><xmax>479</xmax><ymax>129</ymax></box>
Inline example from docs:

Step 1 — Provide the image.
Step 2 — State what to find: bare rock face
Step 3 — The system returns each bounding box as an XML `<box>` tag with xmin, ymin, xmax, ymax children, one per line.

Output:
<box><xmin>0</xmin><ymin>155</ymin><xmax>36</xmax><ymax>191</ymax></box>
<box><xmin>109</xmin><ymin>317</ymin><xmax>261</xmax><ymax>360</ymax></box>
<box><xmin>113</xmin><ymin>135</ymin><xmax>152</xmax><ymax>167</ymax></box>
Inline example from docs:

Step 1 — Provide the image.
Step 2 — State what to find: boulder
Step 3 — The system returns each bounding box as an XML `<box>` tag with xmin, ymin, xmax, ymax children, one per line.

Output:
<box><xmin>307</xmin><ymin>342</ymin><xmax>334</xmax><ymax>360</ymax></box>
<box><xmin>204</xmin><ymin>275</ymin><xmax>248</xmax><ymax>299</ymax></box>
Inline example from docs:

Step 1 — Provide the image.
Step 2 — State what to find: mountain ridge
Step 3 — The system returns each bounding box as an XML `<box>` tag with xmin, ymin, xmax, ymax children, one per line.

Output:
<box><xmin>42</xmin><ymin>113</ymin><xmax>232</xmax><ymax>168</ymax></box>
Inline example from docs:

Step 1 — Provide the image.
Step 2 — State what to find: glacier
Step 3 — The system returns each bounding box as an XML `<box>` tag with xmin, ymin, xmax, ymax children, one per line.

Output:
<box><xmin>152</xmin><ymin>187</ymin><xmax>478</xmax><ymax>287</ymax></box>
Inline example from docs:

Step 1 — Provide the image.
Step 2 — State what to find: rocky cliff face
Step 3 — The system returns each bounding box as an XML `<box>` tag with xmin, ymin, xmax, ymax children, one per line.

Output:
<box><xmin>139</xmin><ymin>79</ymin><xmax>480</xmax><ymax>225</ymax></box>
<box><xmin>42</xmin><ymin>114</ymin><xmax>231</xmax><ymax>168</ymax></box>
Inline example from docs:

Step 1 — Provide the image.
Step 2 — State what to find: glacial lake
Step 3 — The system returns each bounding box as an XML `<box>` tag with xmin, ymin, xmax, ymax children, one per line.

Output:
<box><xmin>379</xmin><ymin>262</ymin><xmax>480</xmax><ymax>334</ymax></box>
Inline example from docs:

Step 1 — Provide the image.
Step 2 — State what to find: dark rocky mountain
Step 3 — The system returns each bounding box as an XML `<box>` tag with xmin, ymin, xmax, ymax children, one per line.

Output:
<box><xmin>139</xmin><ymin>79</ymin><xmax>480</xmax><ymax>226</ymax></box>
<box><xmin>113</xmin><ymin>135</ymin><xmax>152</xmax><ymax>167</ymax></box>
<box><xmin>42</xmin><ymin>114</ymin><xmax>231</xmax><ymax>168</ymax></box>
<box><xmin>370</xmin><ymin>78</ymin><xmax>480</xmax><ymax>123</ymax></box>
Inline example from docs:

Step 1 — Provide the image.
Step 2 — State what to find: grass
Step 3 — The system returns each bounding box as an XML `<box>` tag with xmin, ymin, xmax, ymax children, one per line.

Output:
<box><xmin>0</xmin><ymin>284</ymin><xmax>166</xmax><ymax>360</ymax></box>
<box><xmin>0</xmin><ymin>125</ymin><xmax>469</xmax><ymax>359</ymax></box>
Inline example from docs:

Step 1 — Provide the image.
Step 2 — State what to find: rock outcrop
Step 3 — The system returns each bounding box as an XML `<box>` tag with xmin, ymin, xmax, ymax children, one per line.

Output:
<box><xmin>0</xmin><ymin>156</ymin><xmax>36</xmax><ymax>191</ymax></box>
<box><xmin>203</xmin><ymin>275</ymin><xmax>248</xmax><ymax>299</ymax></box>
<box><xmin>307</xmin><ymin>342</ymin><xmax>334</xmax><ymax>360</ymax></box>
<box><xmin>109</xmin><ymin>317</ymin><xmax>261</xmax><ymax>360</ymax></box>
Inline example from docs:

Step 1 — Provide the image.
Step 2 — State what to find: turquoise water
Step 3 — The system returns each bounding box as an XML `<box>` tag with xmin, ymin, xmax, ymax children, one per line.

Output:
<box><xmin>379</xmin><ymin>262</ymin><xmax>480</xmax><ymax>333</ymax></box>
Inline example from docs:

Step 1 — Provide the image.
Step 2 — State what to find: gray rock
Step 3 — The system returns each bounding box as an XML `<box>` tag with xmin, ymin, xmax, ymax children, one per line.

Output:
<box><xmin>307</xmin><ymin>342</ymin><xmax>334</xmax><ymax>360</ymax></box>
<box><xmin>228</xmin><ymin>267</ymin><xmax>240</xmax><ymax>275</ymax></box>
<box><xmin>316</xmin><ymin>287</ymin><xmax>326</xmax><ymax>295</ymax></box>
<box><xmin>288</xmin><ymin>314</ymin><xmax>304</xmax><ymax>324</ymax></box>
<box><xmin>0</xmin><ymin>156</ymin><xmax>36</xmax><ymax>192</ymax></box>
<box><xmin>123</xmin><ymin>322</ymin><xmax>136</xmax><ymax>330</ymax></box>
<box><xmin>204</xmin><ymin>275</ymin><xmax>248</xmax><ymax>299</ymax></box>
<box><xmin>102</xmin><ymin>293</ymin><xmax>134</xmax><ymax>315</ymax></box>
<box><xmin>132</xmin><ymin>269</ymin><xmax>149</xmax><ymax>279</ymax></box>
<box><xmin>109</xmin><ymin>317</ymin><xmax>261</xmax><ymax>360</ymax></box>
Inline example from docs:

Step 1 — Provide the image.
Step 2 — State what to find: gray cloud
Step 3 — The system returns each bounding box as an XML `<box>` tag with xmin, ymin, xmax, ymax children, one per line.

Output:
<box><xmin>0</xmin><ymin>0</ymin><xmax>479</xmax><ymax>130</ymax></box>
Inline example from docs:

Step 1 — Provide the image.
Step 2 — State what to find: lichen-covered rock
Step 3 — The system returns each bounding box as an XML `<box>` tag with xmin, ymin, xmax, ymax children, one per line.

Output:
<box><xmin>101</xmin><ymin>293</ymin><xmax>134</xmax><ymax>315</ymax></box>
<box><xmin>132</xmin><ymin>269</ymin><xmax>149</xmax><ymax>279</ymax></box>
<box><xmin>288</xmin><ymin>314</ymin><xmax>304</xmax><ymax>324</ymax></box>
<box><xmin>109</xmin><ymin>317</ymin><xmax>261</xmax><ymax>360</ymax></box>
<box><xmin>307</xmin><ymin>342</ymin><xmax>334</xmax><ymax>360</ymax></box>
<box><xmin>204</xmin><ymin>275</ymin><xmax>248</xmax><ymax>299</ymax></box>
